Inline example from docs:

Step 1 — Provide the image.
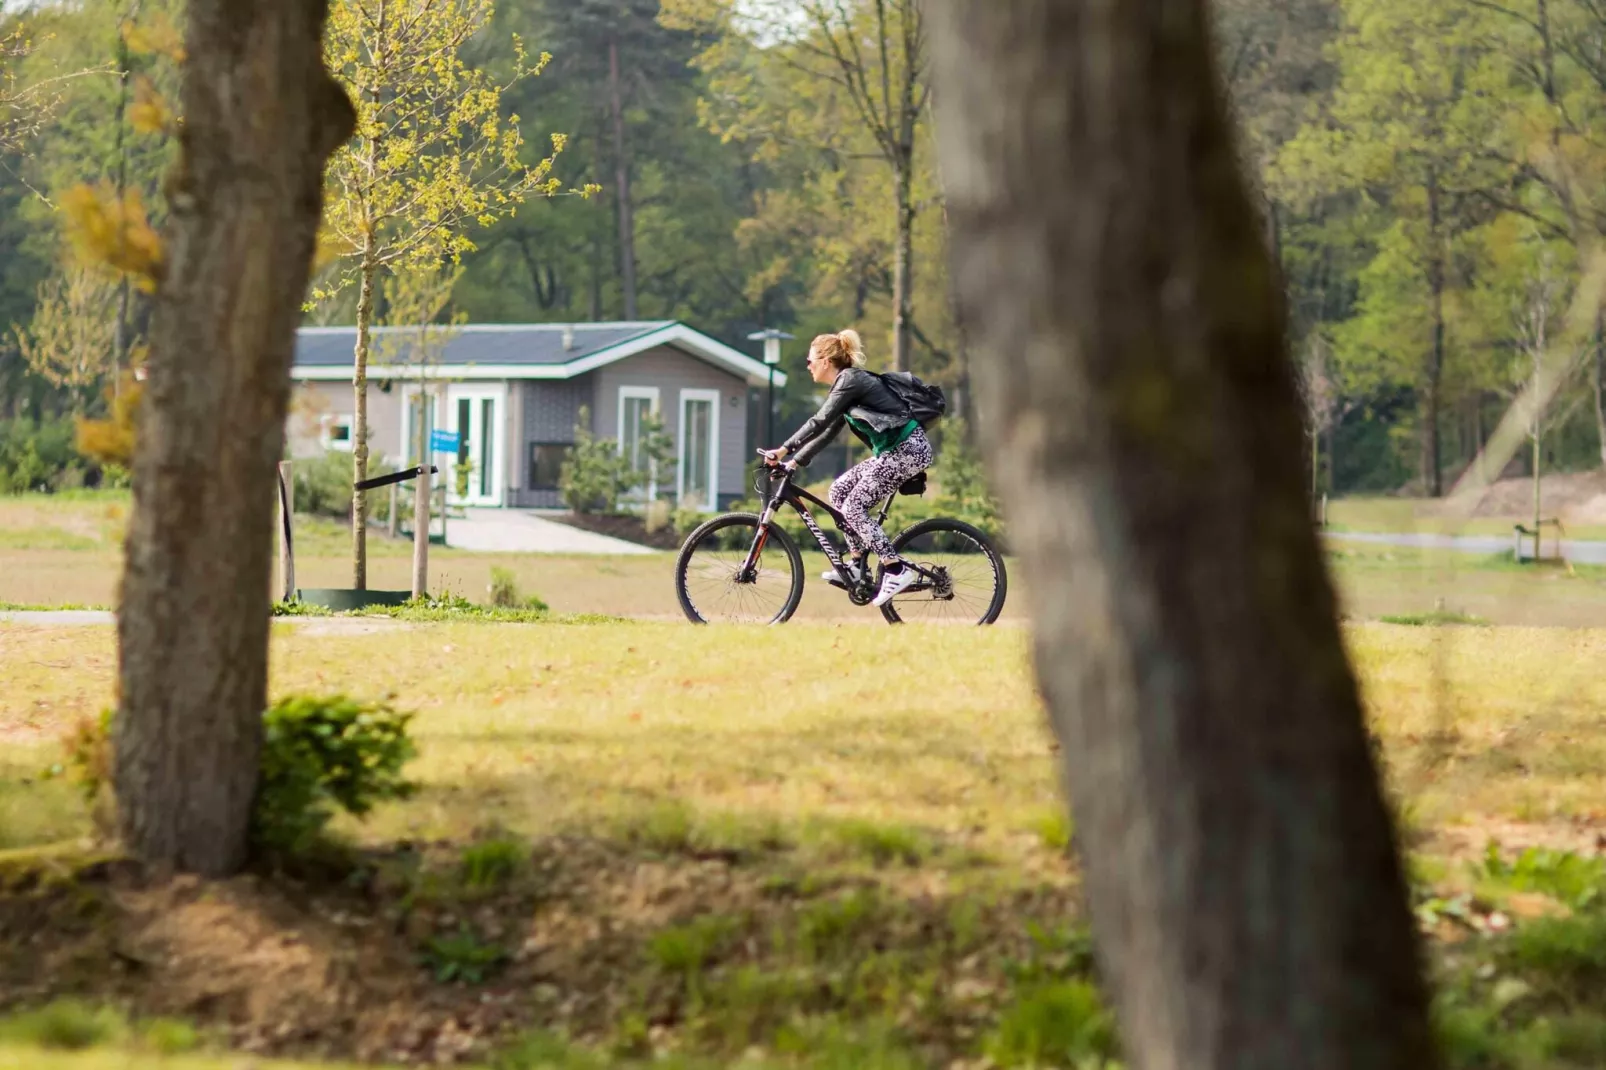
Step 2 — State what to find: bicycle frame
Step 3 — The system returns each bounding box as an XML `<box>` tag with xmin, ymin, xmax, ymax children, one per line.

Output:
<box><xmin>740</xmin><ymin>467</ymin><xmax>926</xmax><ymax>600</ymax></box>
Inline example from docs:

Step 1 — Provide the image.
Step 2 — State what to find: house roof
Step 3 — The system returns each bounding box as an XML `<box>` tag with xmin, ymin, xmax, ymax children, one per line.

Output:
<box><xmin>291</xmin><ymin>321</ymin><xmax>787</xmax><ymax>388</ymax></box>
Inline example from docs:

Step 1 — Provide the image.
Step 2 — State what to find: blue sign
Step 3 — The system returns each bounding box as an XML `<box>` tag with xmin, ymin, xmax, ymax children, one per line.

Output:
<box><xmin>429</xmin><ymin>429</ymin><xmax>460</xmax><ymax>454</ymax></box>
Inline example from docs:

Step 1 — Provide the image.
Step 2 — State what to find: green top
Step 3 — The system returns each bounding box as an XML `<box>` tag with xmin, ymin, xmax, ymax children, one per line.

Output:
<box><xmin>845</xmin><ymin>415</ymin><xmax>919</xmax><ymax>457</ymax></box>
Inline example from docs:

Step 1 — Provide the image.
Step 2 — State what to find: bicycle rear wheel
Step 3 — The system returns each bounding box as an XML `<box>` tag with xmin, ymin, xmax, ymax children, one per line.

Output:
<box><xmin>879</xmin><ymin>517</ymin><xmax>1007</xmax><ymax>625</ymax></box>
<box><xmin>676</xmin><ymin>513</ymin><xmax>805</xmax><ymax>624</ymax></box>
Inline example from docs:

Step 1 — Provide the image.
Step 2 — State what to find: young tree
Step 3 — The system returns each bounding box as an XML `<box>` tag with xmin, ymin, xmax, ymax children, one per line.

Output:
<box><xmin>928</xmin><ymin>1</ymin><xmax>1433</xmax><ymax>1067</ymax></box>
<box><xmin>665</xmin><ymin>0</ymin><xmax>930</xmax><ymax>373</ymax></box>
<box><xmin>115</xmin><ymin>0</ymin><xmax>354</xmax><ymax>875</ymax></box>
<box><xmin>318</xmin><ymin>0</ymin><xmax>570</xmax><ymax>589</ymax></box>
<box><xmin>12</xmin><ymin>265</ymin><xmax>118</xmax><ymax>413</ymax></box>
<box><xmin>1275</xmin><ymin>0</ymin><xmax>1504</xmax><ymax>496</ymax></box>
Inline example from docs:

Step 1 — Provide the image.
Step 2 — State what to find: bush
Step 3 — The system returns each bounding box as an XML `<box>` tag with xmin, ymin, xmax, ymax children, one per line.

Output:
<box><xmin>487</xmin><ymin>566</ymin><xmax>547</xmax><ymax>610</ymax></box>
<box><xmin>58</xmin><ymin>696</ymin><xmax>419</xmax><ymax>860</ymax></box>
<box><xmin>255</xmin><ymin>694</ymin><xmax>419</xmax><ymax>855</ymax></box>
<box><xmin>559</xmin><ymin>406</ymin><xmax>639</xmax><ymax>515</ymax></box>
<box><xmin>0</xmin><ymin>417</ymin><xmax>80</xmax><ymax>494</ymax></box>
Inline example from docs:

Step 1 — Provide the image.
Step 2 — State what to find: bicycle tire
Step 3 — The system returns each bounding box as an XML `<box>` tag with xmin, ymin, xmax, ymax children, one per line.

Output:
<box><xmin>879</xmin><ymin>517</ymin><xmax>1008</xmax><ymax>625</ymax></box>
<box><xmin>675</xmin><ymin>512</ymin><xmax>806</xmax><ymax>624</ymax></box>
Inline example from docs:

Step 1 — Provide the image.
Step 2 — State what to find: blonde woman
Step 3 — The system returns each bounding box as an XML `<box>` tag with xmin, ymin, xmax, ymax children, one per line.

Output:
<box><xmin>759</xmin><ymin>329</ymin><xmax>933</xmax><ymax>607</ymax></box>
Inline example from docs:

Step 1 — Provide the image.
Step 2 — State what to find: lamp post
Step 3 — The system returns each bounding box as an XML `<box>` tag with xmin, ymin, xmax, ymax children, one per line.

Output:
<box><xmin>747</xmin><ymin>328</ymin><xmax>793</xmax><ymax>448</ymax></box>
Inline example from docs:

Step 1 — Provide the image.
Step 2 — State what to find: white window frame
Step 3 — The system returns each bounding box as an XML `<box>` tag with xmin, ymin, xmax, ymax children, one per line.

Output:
<box><xmin>319</xmin><ymin>413</ymin><xmax>355</xmax><ymax>453</ymax></box>
<box><xmin>617</xmin><ymin>386</ymin><xmax>662</xmax><ymax>501</ymax></box>
<box><xmin>676</xmin><ymin>388</ymin><xmax>721</xmax><ymax>511</ymax></box>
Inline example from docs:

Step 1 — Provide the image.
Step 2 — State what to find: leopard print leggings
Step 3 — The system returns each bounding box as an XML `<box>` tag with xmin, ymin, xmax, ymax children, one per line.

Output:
<box><xmin>827</xmin><ymin>427</ymin><xmax>934</xmax><ymax>565</ymax></box>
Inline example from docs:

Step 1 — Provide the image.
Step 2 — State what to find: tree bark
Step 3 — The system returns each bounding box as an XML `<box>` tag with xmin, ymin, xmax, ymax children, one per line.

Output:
<box><xmin>351</xmin><ymin>240</ymin><xmax>377</xmax><ymax>590</ymax></box>
<box><xmin>926</xmin><ymin>3</ymin><xmax>1434</xmax><ymax>1069</ymax></box>
<box><xmin>115</xmin><ymin>0</ymin><xmax>354</xmax><ymax>876</ymax></box>
<box><xmin>608</xmin><ymin>37</ymin><xmax>638</xmax><ymax>321</ymax></box>
<box><xmin>892</xmin><ymin>161</ymin><xmax>914</xmax><ymax>373</ymax></box>
<box><xmin>1425</xmin><ymin>172</ymin><xmax>1446</xmax><ymax>497</ymax></box>
<box><xmin>1593</xmin><ymin>316</ymin><xmax>1606</xmax><ymax>469</ymax></box>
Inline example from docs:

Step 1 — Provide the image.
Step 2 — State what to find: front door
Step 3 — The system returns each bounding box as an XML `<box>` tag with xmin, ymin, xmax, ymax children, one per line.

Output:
<box><xmin>446</xmin><ymin>385</ymin><xmax>505</xmax><ymax>507</ymax></box>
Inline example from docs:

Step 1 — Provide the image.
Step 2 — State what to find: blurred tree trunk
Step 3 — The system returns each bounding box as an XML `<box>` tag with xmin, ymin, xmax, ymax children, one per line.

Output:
<box><xmin>927</xmin><ymin>2</ymin><xmax>1435</xmax><ymax>1068</ymax></box>
<box><xmin>115</xmin><ymin>0</ymin><xmax>354</xmax><ymax>876</ymax></box>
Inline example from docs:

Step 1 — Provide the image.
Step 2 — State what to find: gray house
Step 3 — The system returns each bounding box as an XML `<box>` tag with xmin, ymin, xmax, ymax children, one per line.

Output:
<box><xmin>287</xmin><ymin>321</ymin><xmax>786</xmax><ymax>510</ymax></box>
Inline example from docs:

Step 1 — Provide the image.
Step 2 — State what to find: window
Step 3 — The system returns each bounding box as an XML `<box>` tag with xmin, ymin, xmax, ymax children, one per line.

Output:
<box><xmin>617</xmin><ymin>387</ymin><xmax>661</xmax><ymax>492</ymax></box>
<box><xmin>528</xmin><ymin>443</ymin><xmax>571</xmax><ymax>490</ymax></box>
<box><xmin>320</xmin><ymin>414</ymin><xmax>354</xmax><ymax>452</ymax></box>
<box><xmin>678</xmin><ymin>389</ymin><xmax>719</xmax><ymax>509</ymax></box>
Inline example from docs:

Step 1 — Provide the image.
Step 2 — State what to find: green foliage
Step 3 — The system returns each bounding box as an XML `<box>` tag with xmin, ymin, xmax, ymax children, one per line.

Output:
<box><xmin>137</xmin><ymin>1017</ymin><xmax>200</xmax><ymax>1055</ymax></box>
<box><xmin>487</xmin><ymin>566</ymin><xmax>547</xmax><ymax>611</ymax></box>
<box><xmin>1029</xmin><ymin>809</ymin><xmax>1074</xmax><ymax>853</ymax></box>
<box><xmin>931</xmin><ymin>432</ymin><xmax>1002</xmax><ymax>540</ymax></box>
<box><xmin>459</xmin><ymin>836</ymin><xmax>526</xmax><ymax>891</ymax></box>
<box><xmin>1504</xmin><ymin>913</ymin><xmax>1606</xmax><ymax>984</ymax></box>
<box><xmin>291</xmin><ymin>448</ymin><xmax>396</xmax><ymax>519</ymax></box>
<box><xmin>1380</xmin><ymin>610</ymin><xmax>1490</xmax><ymax>627</ymax></box>
<box><xmin>0</xmin><ymin>999</ymin><xmax>125</xmax><ymax>1050</ymax></box>
<box><xmin>422</xmin><ymin>925</ymin><xmax>509</xmax><ymax>984</ymax></box>
<box><xmin>983</xmin><ymin>981</ymin><xmax>1120</xmax><ymax>1070</ymax></box>
<box><xmin>648</xmin><ymin>915</ymin><xmax>739</xmax><ymax>982</ymax></box>
<box><xmin>815</xmin><ymin>818</ymin><xmax>932</xmax><ymax>867</ymax></box>
<box><xmin>796</xmin><ymin>890</ymin><xmax>882</xmax><ymax>961</ymax></box>
<box><xmin>560</xmin><ymin>406</ymin><xmax>640</xmax><ymax>515</ymax></box>
<box><xmin>1478</xmin><ymin>843</ymin><xmax>1606</xmax><ymax>913</ymax></box>
<box><xmin>0</xmin><ymin>417</ymin><xmax>81</xmax><ymax>494</ymax></box>
<box><xmin>254</xmin><ymin>694</ymin><xmax>418</xmax><ymax>856</ymax></box>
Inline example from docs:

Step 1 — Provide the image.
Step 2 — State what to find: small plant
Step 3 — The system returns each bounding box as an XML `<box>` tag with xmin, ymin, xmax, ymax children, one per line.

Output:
<box><xmin>983</xmin><ymin>980</ymin><xmax>1119</xmax><ymax>1069</ymax></box>
<box><xmin>57</xmin><ymin>708</ymin><xmax>114</xmax><ymax>803</ymax></box>
<box><xmin>1477</xmin><ymin>842</ymin><xmax>1606</xmax><ymax>912</ymax></box>
<box><xmin>487</xmin><ymin>566</ymin><xmax>548</xmax><ymax>610</ymax></box>
<box><xmin>270</xmin><ymin>599</ymin><xmax>333</xmax><ymax>617</ymax></box>
<box><xmin>254</xmin><ymin>694</ymin><xmax>418</xmax><ymax>857</ymax></box>
<box><xmin>614</xmin><ymin>800</ymin><xmax>696</xmax><ymax>853</ymax></box>
<box><xmin>460</xmin><ymin>836</ymin><xmax>526</xmax><ymax>891</ymax></box>
<box><xmin>1029</xmin><ymin>809</ymin><xmax>1074</xmax><ymax>852</ymax></box>
<box><xmin>797</xmin><ymin>889</ymin><xmax>882</xmax><ymax>960</ymax></box>
<box><xmin>821</xmin><ymin>818</ymin><xmax>931</xmax><ymax>867</ymax></box>
<box><xmin>1380</xmin><ymin>609</ymin><xmax>1490</xmax><ymax>627</ymax></box>
<box><xmin>137</xmin><ymin>1017</ymin><xmax>200</xmax><ymax>1055</ymax></box>
<box><xmin>560</xmin><ymin>406</ymin><xmax>640</xmax><ymax>515</ymax></box>
<box><xmin>647</xmin><ymin>915</ymin><xmax>739</xmax><ymax>980</ymax></box>
<box><xmin>423</xmin><ymin>926</ymin><xmax>508</xmax><ymax>984</ymax></box>
<box><xmin>0</xmin><ymin>999</ymin><xmax>126</xmax><ymax>1050</ymax></box>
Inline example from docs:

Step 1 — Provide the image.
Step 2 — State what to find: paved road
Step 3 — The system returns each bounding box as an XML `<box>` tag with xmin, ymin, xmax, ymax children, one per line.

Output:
<box><xmin>1328</xmin><ymin>530</ymin><xmax>1606</xmax><ymax>564</ymax></box>
<box><xmin>445</xmin><ymin>508</ymin><xmax>657</xmax><ymax>554</ymax></box>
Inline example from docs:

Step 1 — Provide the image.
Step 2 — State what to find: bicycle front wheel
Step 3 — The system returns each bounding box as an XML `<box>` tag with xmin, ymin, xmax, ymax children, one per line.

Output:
<box><xmin>675</xmin><ymin>513</ymin><xmax>805</xmax><ymax>624</ymax></box>
<box><xmin>880</xmin><ymin>517</ymin><xmax>1008</xmax><ymax>625</ymax></box>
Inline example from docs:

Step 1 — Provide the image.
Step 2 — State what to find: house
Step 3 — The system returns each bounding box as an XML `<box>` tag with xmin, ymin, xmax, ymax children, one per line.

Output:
<box><xmin>287</xmin><ymin>321</ymin><xmax>787</xmax><ymax>511</ymax></box>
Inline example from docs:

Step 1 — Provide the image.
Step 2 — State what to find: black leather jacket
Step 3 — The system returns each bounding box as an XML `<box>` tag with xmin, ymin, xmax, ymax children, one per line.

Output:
<box><xmin>782</xmin><ymin>368</ymin><xmax>912</xmax><ymax>466</ymax></box>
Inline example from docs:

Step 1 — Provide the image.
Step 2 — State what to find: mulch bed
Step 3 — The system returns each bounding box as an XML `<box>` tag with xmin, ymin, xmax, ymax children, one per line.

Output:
<box><xmin>546</xmin><ymin>512</ymin><xmax>682</xmax><ymax>551</ymax></box>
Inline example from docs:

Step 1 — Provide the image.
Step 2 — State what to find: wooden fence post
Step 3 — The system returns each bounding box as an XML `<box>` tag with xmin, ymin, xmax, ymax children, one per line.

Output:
<box><xmin>412</xmin><ymin>462</ymin><xmax>430</xmax><ymax>598</ymax></box>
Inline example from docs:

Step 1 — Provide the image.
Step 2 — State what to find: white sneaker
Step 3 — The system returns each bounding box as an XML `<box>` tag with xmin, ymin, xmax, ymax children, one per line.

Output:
<box><xmin>871</xmin><ymin>566</ymin><xmax>919</xmax><ymax>606</ymax></box>
<box><xmin>825</xmin><ymin>560</ymin><xmax>863</xmax><ymax>588</ymax></box>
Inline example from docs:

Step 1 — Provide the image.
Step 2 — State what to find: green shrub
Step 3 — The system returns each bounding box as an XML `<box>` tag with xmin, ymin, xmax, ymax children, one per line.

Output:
<box><xmin>0</xmin><ymin>999</ymin><xmax>126</xmax><ymax>1050</ymax></box>
<box><xmin>0</xmin><ymin>418</ymin><xmax>81</xmax><ymax>494</ymax></box>
<box><xmin>137</xmin><ymin>1017</ymin><xmax>200</xmax><ymax>1055</ymax></box>
<box><xmin>254</xmin><ymin>694</ymin><xmax>418</xmax><ymax>856</ymax></box>
<box><xmin>487</xmin><ymin>566</ymin><xmax>547</xmax><ymax>610</ymax></box>
<box><xmin>460</xmin><ymin>836</ymin><xmax>526</xmax><ymax>890</ymax></box>
<box><xmin>423</xmin><ymin>926</ymin><xmax>508</xmax><ymax>984</ymax></box>
<box><xmin>291</xmin><ymin>449</ymin><xmax>357</xmax><ymax>518</ymax></box>
<box><xmin>1478</xmin><ymin>843</ymin><xmax>1606</xmax><ymax>912</ymax></box>
<box><xmin>984</xmin><ymin>980</ymin><xmax>1119</xmax><ymax>1068</ymax></box>
<box><xmin>560</xmin><ymin>406</ymin><xmax>639</xmax><ymax>515</ymax></box>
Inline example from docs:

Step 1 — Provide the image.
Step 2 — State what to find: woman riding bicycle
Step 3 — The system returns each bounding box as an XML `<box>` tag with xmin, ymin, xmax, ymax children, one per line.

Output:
<box><xmin>759</xmin><ymin>329</ymin><xmax>933</xmax><ymax>608</ymax></box>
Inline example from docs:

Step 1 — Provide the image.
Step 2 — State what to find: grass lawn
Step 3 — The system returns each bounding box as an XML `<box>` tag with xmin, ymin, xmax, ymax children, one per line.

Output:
<box><xmin>2</xmin><ymin>619</ymin><xmax>1606</xmax><ymax>1067</ymax></box>
<box><xmin>4</xmin><ymin>492</ymin><xmax>1606</xmax><ymax>1067</ymax></box>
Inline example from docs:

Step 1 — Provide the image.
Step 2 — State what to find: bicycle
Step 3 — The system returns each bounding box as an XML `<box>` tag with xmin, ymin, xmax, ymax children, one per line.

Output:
<box><xmin>674</xmin><ymin>458</ymin><xmax>1008</xmax><ymax>625</ymax></box>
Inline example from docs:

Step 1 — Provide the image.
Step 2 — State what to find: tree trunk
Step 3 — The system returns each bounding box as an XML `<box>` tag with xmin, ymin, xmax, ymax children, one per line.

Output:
<box><xmin>1425</xmin><ymin>173</ymin><xmax>1446</xmax><ymax>497</ymax></box>
<box><xmin>926</xmin><ymin>3</ymin><xmax>1434</xmax><ymax>1069</ymax></box>
<box><xmin>892</xmin><ymin>161</ymin><xmax>914</xmax><ymax>373</ymax></box>
<box><xmin>115</xmin><ymin>0</ymin><xmax>354</xmax><ymax>876</ymax></box>
<box><xmin>351</xmin><ymin>241</ymin><xmax>377</xmax><ymax>590</ymax></box>
<box><xmin>1593</xmin><ymin>316</ymin><xmax>1606</xmax><ymax>469</ymax></box>
<box><xmin>608</xmin><ymin>37</ymin><xmax>637</xmax><ymax>321</ymax></box>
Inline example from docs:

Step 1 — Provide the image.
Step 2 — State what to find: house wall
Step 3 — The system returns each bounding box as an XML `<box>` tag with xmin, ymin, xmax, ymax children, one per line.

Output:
<box><xmin>508</xmin><ymin>377</ymin><xmax>593</xmax><ymax>508</ymax></box>
<box><xmin>590</xmin><ymin>345</ymin><xmax>748</xmax><ymax>508</ymax></box>
<box><xmin>287</xmin><ymin>382</ymin><xmax>405</xmax><ymax>464</ymax></box>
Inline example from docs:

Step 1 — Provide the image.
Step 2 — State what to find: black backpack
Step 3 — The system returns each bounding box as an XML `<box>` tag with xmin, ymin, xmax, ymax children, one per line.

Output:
<box><xmin>875</xmin><ymin>370</ymin><xmax>947</xmax><ymax>428</ymax></box>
